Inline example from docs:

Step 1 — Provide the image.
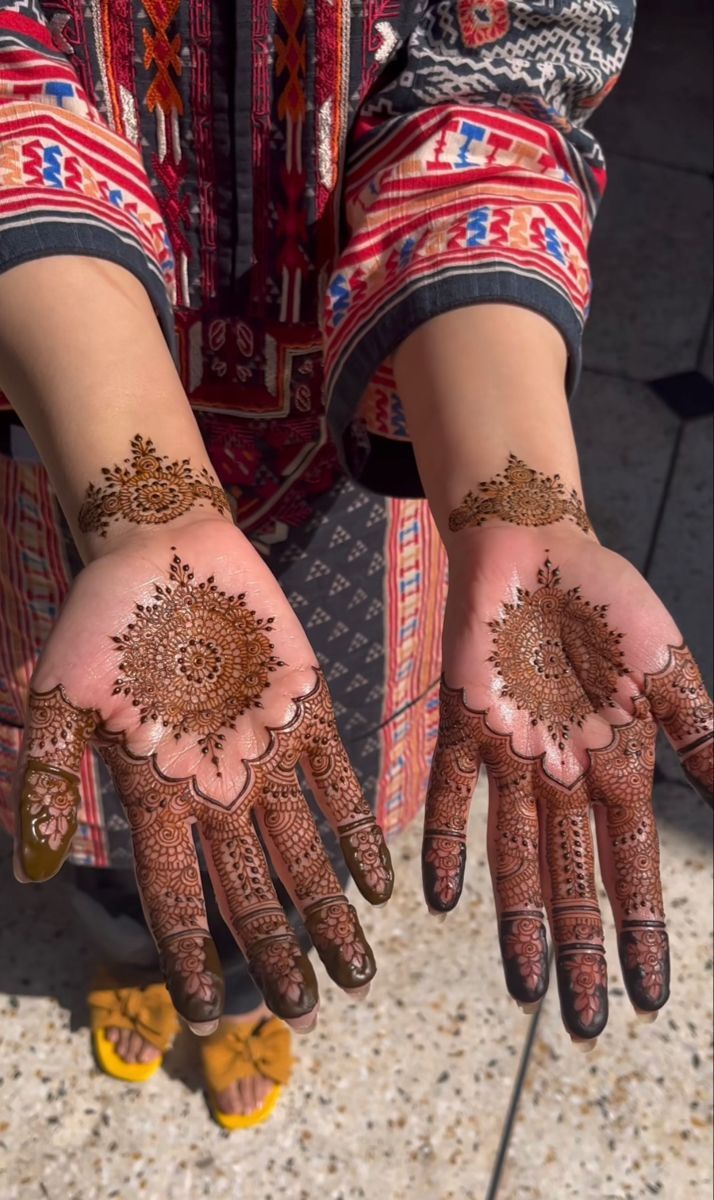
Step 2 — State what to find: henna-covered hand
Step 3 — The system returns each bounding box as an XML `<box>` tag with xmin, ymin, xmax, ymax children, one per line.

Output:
<box><xmin>428</xmin><ymin>475</ymin><xmax>712</xmax><ymax>1044</ymax></box>
<box><xmin>13</xmin><ymin>518</ymin><xmax>393</xmax><ymax>1032</ymax></box>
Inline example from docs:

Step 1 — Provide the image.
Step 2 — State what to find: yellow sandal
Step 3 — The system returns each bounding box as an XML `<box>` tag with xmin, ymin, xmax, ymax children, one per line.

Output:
<box><xmin>201</xmin><ymin>1017</ymin><xmax>294</xmax><ymax>1130</ymax></box>
<box><xmin>89</xmin><ymin>981</ymin><xmax>179</xmax><ymax>1083</ymax></box>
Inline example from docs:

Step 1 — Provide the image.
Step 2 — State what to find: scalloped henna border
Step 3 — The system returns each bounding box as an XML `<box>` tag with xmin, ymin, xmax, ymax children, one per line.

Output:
<box><xmin>438</xmin><ymin>642</ymin><xmax>691</xmax><ymax>794</ymax></box>
<box><xmin>29</xmin><ymin>667</ymin><xmax>324</xmax><ymax>812</ymax></box>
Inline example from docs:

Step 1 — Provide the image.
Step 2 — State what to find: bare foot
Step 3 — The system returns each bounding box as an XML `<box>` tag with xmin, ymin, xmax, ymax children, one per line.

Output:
<box><xmin>211</xmin><ymin>1003</ymin><xmax>279</xmax><ymax>1117</ymax></box>
<box><xmin>105</xmin><ymin>1026</ymin><xmax>161</xmax><ymax>1065</ymax></box>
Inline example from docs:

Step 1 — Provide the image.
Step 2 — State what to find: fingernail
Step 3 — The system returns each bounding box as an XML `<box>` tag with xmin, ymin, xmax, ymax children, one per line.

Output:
<box><xmin>570</xmin><ymin>1036</ymin><xmax>598</xmax><ymax>1054</ymax></box>
<box><xmin>427</xmin><ymin>907</ymin><xmax>447</xmax><ymax>923</ymax></box>
<box><xmin>517</xmin><ymin>1001</ymin><xmax>541</xmax><ymax>1016</ymax></box>
<box><xmin>635</xmin><ymin>1010</ymin><xmax>659</xmax><ymax>1024</ymax></box>
<box><xmin>347</xmin><ymin>983</ymin><xmax>371</xmax><ymax>1002</ymax></box>
<box><xmin>287</xmin><ymin>1008</ymin><xmax>319</xmax><ymax>1035</ymax></box>
<box><xmin>188</xmin><ymin>1019</ymin><xmax>219</xmax><ymax>1037</ymax></box>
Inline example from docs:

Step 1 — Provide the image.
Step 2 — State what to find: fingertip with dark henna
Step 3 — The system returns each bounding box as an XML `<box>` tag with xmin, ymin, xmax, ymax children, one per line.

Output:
<box><xmin>618</xmin><ymin>922</ymin><xmax>671</xmax><ymax>1015</ymax></box>
<box><xmin>305</xmin><ymin>899</ymin><xmax>376</xmax><ymax>990</ymax></box>
<box><xmin>162</xmin><ymin>934</ymin><xmax>225</xmax><ymax>1026</ymax></box>
<box><xmin>421</xmin><ymin>834</ymin><xmax>466</xmax><ymax>914</ymax></box>
<box><xmin>556</xmin><ymin>949</ymin><xmax>609</xmax><ymax>1041</ymax></box>
<box><xmin>499</xmin><ymin>912</ymin><xmax>550</xmax><ymax>1007</ymax></box>
<box><xmin>339</xmin><ymin>821</ymin><xmax>395</xmax><ymax>906</ymax></box>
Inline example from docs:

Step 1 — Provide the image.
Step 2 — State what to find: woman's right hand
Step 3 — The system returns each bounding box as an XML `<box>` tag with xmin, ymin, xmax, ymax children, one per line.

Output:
<box><xmin>13</xmin><ymin>517</ymin><xmax>394</xmax><ymax>1033</ymax></box>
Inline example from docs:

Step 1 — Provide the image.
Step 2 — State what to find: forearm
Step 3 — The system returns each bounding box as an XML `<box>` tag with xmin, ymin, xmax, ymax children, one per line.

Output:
<box><xmin>393</xmin><ymin>305</ymin><xmax>592</xmax><ymax>556</ymax></box>
<box><xmin>0</xmin><ymin>257</ymin><xmax>231</xmax><ymax>561</ymax></box>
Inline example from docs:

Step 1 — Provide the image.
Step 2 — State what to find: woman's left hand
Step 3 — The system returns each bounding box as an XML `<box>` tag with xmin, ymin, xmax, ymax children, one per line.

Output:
<box><xmin>423</xmin><ymin>524</ymin><xmax>713</xmax><ymax>1043</ymax></box>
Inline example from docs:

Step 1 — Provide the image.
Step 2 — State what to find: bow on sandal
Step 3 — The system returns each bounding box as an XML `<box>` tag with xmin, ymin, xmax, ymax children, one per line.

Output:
<box><xmin>201</xmin><ymin>1017</ymin><xmax>294</xmax><ymax>1130</ymax></box>
<box><xmin>89</xmin><ymin>982</ymin><xmax>179</xmax><ymax>1083</ymax></box>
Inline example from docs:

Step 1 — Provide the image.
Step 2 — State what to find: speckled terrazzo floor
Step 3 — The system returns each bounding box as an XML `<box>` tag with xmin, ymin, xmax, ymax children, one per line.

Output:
<box><xmin>1</xmin><ymin>771</ymin><xmax>712</xmax><ymax>1200</ymax></box>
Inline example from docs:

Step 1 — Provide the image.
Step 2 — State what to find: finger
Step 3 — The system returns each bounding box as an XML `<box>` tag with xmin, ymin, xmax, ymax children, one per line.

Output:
<box><xmin>644</xmin><ymin>642</ymin><xmax>714</xmax><ymax>805</ymax></box>
<box><xmin>591</xmin><ymin>704</ymin><xmax>670</xmax><ymax>1016</ymax></box>
<box><xmin>15</xmin><ymin>686</ymin><xmax>96</xmax><ymax>882</ymax></box>
<box><xmin>256</xmin><ymin>778</ymin><xmax>376</xmax><ymax>993</ymax></box>
<box><xmin>199</xmin><ymin>814</ymin><xmax>319</xmax><ymax>1026</ymax></box>
<box><xmin>422</xmin><ymin>679</ymin><xmax>481</xmax><ymax>914</ymax></box>
<box><xmin>98</xmin><ymin>741</ymin><xmax>224</xmax><ymax>1028</ymax></box>
<box><xmin>540</xmin><ymin>778</ymin><xmax>608</xmax><ymax>1042</ymax></box>
<box><xmin>485</xmin><ymin>759</ymin><xmax>549</xmax><ymax>1009</ymax></box>
<box><xmin>303</xmin><ymin>670</ymin><xmax>393</xmax><ymax>904</ymax></box>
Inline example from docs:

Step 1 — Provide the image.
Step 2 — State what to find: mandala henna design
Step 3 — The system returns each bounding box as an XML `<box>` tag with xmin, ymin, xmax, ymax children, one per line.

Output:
<box><xmin>78</xmin><ymin>434</ymin><xmax>231</xmax><ymax>536</ymax></box>
<box><xmin>112</xmin><ymin>553</ymin><xmax>283</xmax><ymax>773</ymax></box>
<box><xmin>488</xmin><ymin>558</ymin><xmax>628</xmax><ymax>752</ymax></box>
<box><xmin>448</xmin><ymin>455</ymin><xmax>592</xmax><ymax>534</ymax></box>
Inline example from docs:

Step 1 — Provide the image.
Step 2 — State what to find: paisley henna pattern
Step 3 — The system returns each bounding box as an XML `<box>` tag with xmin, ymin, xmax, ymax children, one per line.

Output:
<box><xmin>78</xmin><ymin>434</ymin><xmax>231</xmax><ymax>536</ymax></box>
<box><xmin>488</xmin><ymin>559</ymin><xmax>628</xmax><ymax>752</ymax></box>
<box><xmin>448</xmin><ymin>456</ymin><xmax>592</xmax><ymax>534</ymax></box>
<box><xmin>112</xmin><ymin>553</ymin><xmax>283</xmax><ymax>772</ymax></box>
<box><xmin>20</xmin><ymin>658</ymin><xmax>388</xmax><ymax>1021</ymax></box>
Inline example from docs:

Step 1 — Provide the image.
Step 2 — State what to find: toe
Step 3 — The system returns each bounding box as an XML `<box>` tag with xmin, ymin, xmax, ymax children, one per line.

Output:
<box><xmin>105</xmin><ymin>1027</ymin><xmax>119</xmax><ymax>1046</ymax></box>
<box><xmin>238</xmin><ymin>1078</ymin><xmax>257</xmax><ymax>1115</ymax></box>
<box><xmin>138</xmin><ymin>1041</ymin><xmax>161</xmax><ymax>1064</ymax></box>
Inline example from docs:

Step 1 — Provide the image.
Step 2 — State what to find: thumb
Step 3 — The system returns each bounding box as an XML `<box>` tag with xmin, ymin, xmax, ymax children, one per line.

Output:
<box><xmin>644</xmin><ymin>642</ymin><xmax>713</xmax><ymax>806</ymax></box>
<box><xmin>14</xmin><ymin>685</ymin><xmax>96</xmax><ymax>882</ymax></box>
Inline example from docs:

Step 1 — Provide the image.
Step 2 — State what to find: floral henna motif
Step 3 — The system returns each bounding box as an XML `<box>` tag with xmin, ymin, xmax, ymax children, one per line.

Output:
<box><xmin>339</xmin><ymin>819</ymin><xmax>393</xmax><ymax>902</ymax></box>
<box><xmin>78</xmin><ymin>434</ymin><xmax>231</xmax><ymax>536</ymax></box>
<box><xmin>448</xmin><ymin>456</ymin><xmax>592</xmax><ymax>535</ymax></box>
<box><xmin>20</xmin><ymin>767</ymin><xmax>80</xmax><ymax>877</ymax></box>
<box><xmin>501</xmin><ymin>913</ymin><xmax>549</xmax><ymax>1002</ymax></box>
<box><xmin>112</xmin><ymin>553</ymin><xmax>283</xmax><ymax>772</ymax></box>
<box><xmin>552</xmin><ymin>903</ymin><xmax>608</xmax><ymax>1038</ymax></box>
<box><xmin>488</xmin><ymin>559</ymin><xmax>628</xmax><ymax>752</ymax></box>
<box><xmin>423</xmin><ymin>836</ymin><xmax>467</xmax><ymax>912</ymax></box>
<box><xmin>160</xmin><ymin>933</ymin><xmax>224</xmax><ymax>1017</ymax></box>
<box><xmin>19</xmin><ymin>688</ymin><xmax>97</xmax><ymax>880</ymax></box>
<box><xmin>304</xmin><ymin>899</ymin><xmax>376</xmax><ymax>990</ymax></box>
<box><xmin>619</xmin><ymin>922</ymin><xmax>670</xmax><ymax>1012</ymax></box>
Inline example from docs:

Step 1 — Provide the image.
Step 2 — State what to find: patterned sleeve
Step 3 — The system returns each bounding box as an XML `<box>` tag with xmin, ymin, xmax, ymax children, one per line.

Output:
<box><xmin>322</xmin><ymin>0</ymin><xmax>637</xmax><ymax>495</ymax></box>
<box><xmin>0</xmin><ymin>0</ymin><xmax>177</xmax><ymax>374</ymax></box>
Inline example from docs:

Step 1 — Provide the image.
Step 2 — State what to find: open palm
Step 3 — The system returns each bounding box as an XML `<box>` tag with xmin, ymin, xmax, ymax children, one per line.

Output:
<box><xmin>14</xmin><ymin>518</ymin><xmax>393</xmax><ymax>1030</ymax></box>
<box><xmin>424</xmin><ymin>526</ymin><xmax>713</xmax><ymax>1041</ymax></box>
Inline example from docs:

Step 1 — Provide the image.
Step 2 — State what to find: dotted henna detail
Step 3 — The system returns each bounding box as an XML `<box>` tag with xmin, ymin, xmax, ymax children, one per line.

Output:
<box><xmin>22</xmin><ymin>664</ymin><xmax>387</xmax><ymax>1019</ymax></box>
<box><xmin>112</xmin><ymin>553</ymin><xmax>283</xmax><ymax>773</ymax></box>
<box><xmin>644</xmin><ymin>643</ymin><xmax>714</xmax><ymax>745</ymax></box>
<box><xmin>488</xmin><ymin>558</ymin><xmax>628</xmax><ymax>752</ymax></box>
<box><xmin>448</xmin><ymin>455</ymin><xmax>592</xmax><ymax>534</ymax></box>
<box><xmin>26</xmin><ymin>687</ymin><xmax>97</xmax><ymax>772</ymax></box>
<box><xmin>78</xmin><ymin>434</ymin><xmax>231</xmax><ymax>536</ymax></box>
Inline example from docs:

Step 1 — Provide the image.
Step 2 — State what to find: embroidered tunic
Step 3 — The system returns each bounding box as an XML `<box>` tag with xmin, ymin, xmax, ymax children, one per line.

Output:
<box><xmin>0</xmin><ymin>1</ymin><xmax>635</xmax><ymax>863</ymax></box>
